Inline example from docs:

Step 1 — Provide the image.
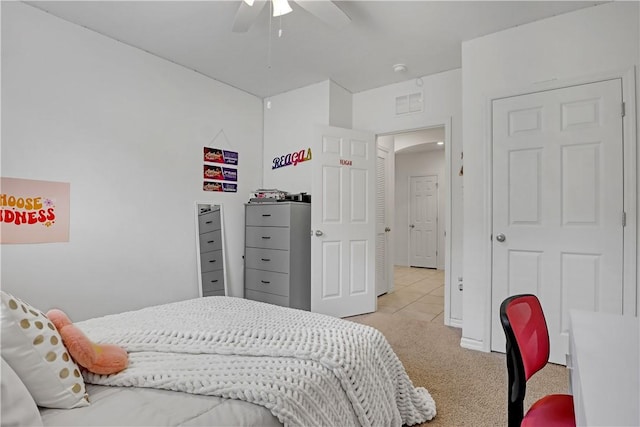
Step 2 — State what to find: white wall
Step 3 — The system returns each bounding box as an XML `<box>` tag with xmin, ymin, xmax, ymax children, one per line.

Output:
<box><xmin>353</xmin><ymin>68</ymin><xmax>464</xmax><ymax>323</ymax></box>
<box><xmin>329</xmin><ymin>81</ymin><xmax>353</xmax><ymax>129</ymax></box>
<box><xmin>262</xmin><ymin>81</ymin><xmax>330</xmax><ymax>194</ymax></box>
<box><xmin>262</xmin><ymin>80</ymin><xmax>353</xmax><ymax>194</ymax></box>
<box><xmin>394</xmin><ymin>149</ymin><xmax>446</xmax><ymax>270</ymax></box>
<box><xmin>0</xmin><ymin>2</ymin><xmax>263</xmax><ymax>320</ymax></box>
<box><xmin>461</xmin><ymin>1</ymin><xmax>640</xmax><ymax>350</ymax></box>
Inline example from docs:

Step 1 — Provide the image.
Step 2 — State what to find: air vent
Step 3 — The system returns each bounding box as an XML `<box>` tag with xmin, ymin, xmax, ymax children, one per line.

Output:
<box><xmin>395</xmin><ymin>91</ymin><xmax>423</xmax><ymax>115</ymax></box>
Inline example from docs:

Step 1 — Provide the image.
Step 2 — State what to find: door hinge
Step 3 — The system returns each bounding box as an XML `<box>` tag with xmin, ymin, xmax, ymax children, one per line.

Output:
<box><xmin>622</xmin><ymin>211</ymin><xmax>627</xmax><ymax>227</ymax></box>
<box><xmin>622</xmin><ymin>102</ymin><xmax>626</xmax><ymax>117</ymax></box>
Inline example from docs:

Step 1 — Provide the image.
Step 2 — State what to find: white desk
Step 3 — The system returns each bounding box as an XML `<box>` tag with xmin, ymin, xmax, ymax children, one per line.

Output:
<box><xmin>569</xmin><ymin>310</ymin><xmax>639</xmax><ymax>427</ymax></box>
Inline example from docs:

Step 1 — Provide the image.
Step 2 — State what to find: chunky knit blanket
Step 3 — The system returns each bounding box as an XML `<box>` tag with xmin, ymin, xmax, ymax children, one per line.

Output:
<box><xmin>78</xmin><ymin>297</ymin><xmax>436</xmax><ymax>426</ymax></box>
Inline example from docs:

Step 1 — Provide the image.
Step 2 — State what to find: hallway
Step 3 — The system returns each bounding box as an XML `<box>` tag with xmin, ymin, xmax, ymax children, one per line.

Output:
<box><xmin>377</xmin><ymin>266</ymin><xmax>445</xmax><ymax>323</ymax></box>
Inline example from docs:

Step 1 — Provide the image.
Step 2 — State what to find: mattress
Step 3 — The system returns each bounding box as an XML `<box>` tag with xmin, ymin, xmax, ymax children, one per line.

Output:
<box><xmin>39</xmin><ymin>384</ymin><xmax>282</xmax><ymax>427</ymax></box>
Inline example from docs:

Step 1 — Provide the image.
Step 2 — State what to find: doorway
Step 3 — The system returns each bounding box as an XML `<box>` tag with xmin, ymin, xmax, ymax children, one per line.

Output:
<box><xmin>375</xmin><ymin>126</ymin><xmax>449</xmax><ymax>311</ymax></box>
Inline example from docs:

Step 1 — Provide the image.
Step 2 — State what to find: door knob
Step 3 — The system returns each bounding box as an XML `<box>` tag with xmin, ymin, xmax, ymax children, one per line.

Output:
<box><xmin>495</xmin><ymin>233</ymin><xmax>506</xmax><ymax>242</ymax></box>
<box><xmin>315</xmin><ymin>230</ymin><xmax>324</xmax><ymax>236</ymax></box>
<box><xmin>385</xmin><ymin>227</ymin><xmax>391</xmax><ymax>232</ymax></box>
<box><xmin>409</xmin><ymin>224</ymin><xmax>415</xmax><ymax>228</ymax></box>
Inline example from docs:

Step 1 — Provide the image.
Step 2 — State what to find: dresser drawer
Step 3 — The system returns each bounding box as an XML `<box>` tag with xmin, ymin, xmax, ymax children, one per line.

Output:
<box><xmin>199</xmin><ymin>230</ymin><xmax>222</xmax><ymax>252</ymax></box>
<box><xmin>245</xmin><ymin>268</ymin><xmax>290</xmax><ymax>297</ymax></box>
<box><xmin>198</xmin><ymin>210</ymin><xmax>221</xmax><ymax>234</ymax></box>
<box><xmin>245</xmin><ymin>289</ymin><xmax>289</xmax><ymax>308</ymax></box>
<box><xmin>200</xmin><ymin>249</ymin><xmax>223</xmax><ymax>273</ymax></box>
<box><xmin>245</xmin><ymin>226</ymin><xmax>290</xmax><ymax>250</ymax></box>
<box><xmin>202</xmin><ymin>270</ymin><xmax>224</xmax><ymax>293</ymax></box>
<box><xmin>246</xmin><ymin>204</ymin><xmax>290</xmax><ymax>227</ymax></box>
<box><xmin>245</xmin><ymin>248</ymin><xmax>289</xmax><ymax>273</ymax></box>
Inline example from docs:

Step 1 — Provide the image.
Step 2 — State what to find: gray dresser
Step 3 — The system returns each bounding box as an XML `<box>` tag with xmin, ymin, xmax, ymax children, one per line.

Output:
<box><xmin>244</xmin><ymin>202</ymin><xmax>310</xmax><ymax>310</ymax></box>
<box><xmin>198</xmin><ymin>206</ymin><xmax>225</xmax><ymax>296</ymax></box>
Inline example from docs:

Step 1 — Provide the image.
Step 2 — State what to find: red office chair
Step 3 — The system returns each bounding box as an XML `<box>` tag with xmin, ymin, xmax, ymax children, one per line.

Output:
<box><xmin>500</xmin><ymin>294</ymin><xmax>576</xmax><ymax>427</ymax></box>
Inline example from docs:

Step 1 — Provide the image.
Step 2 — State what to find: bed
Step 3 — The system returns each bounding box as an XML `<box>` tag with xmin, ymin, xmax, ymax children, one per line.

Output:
<box><xmin>1</xmin><ymin>293</ymin><xmax>436</xmax><ymax>426</ymax></box>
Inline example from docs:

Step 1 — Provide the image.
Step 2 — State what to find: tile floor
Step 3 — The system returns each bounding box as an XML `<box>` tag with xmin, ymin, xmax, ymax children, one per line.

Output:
<box><xmin>377</xmin><ymin>266</ymin><xmax>445</xmax><ymax>323</ymax></box>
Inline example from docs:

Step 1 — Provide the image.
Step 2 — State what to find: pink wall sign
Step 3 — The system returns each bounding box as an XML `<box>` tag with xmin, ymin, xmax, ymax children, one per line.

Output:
<box><xmin>0</xmin><ymin>177</ymin><xmax>70</xmax><ymax>244</ymax></box>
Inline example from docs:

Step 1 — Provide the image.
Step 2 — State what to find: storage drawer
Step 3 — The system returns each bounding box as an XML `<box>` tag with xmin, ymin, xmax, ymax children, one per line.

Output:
<box><xmin>245</xmin><ymin>248</ymin><xmax>290</xmax><ymax>273</ymax></box>
<box><xmin>203</xmin><ymin>289</ymin><xmax>225</xmax><ymax>297</ymax></box>
<box><xmin>200</xmin><ymin>249</ymin><xmax>223</xmax><ymax>273</ymax></box>
<box><xmin>202</xmin><ymin>270</ymin><xmax>224</xmax><ymax>293</ymax></box>
<box><xmin>199</xmin><ymin>230</ymin><xmax>222</xmax><ymax>252</ymax></box>
<box><xmin>245</xmin><ymin>268</ymin><xmax>290</xmax><ymax>297</ymax></box>
<box><xmin>246</xmin><ymin>204</ymin><xmax>290</xmax><ymax>227</ymax></box>
<box><xmin>198</xmin><ymin>210</ymin><xmax>221</xmax><ymax>234</ymax></box>
<box><xmin>245</xmin><ymin>226</ymin><xmax>290</xmax><ymax>250</ymax></box>
<box><xmin>245</xmin><ymin>289</ymin><xmax>289</xmax><ymax>308</ymax></box>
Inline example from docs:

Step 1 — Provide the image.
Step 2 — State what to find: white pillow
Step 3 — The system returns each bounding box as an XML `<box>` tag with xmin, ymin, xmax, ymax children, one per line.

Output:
<box><xmin>1</xmin><ymin>357</ymin><xmax>44</xmax><ymax>427</ymax></box>
<box><xmin>0</xmin><ymin>291</ymin><xmax>89</xmax><ymax>409</ymax></box>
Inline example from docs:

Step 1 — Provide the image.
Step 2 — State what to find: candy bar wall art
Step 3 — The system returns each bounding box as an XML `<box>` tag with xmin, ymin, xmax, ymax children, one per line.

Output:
<box><xmin>203</xmin><ymin>147</ymin><xmax>238</xmax><ymax>193</ymax></box>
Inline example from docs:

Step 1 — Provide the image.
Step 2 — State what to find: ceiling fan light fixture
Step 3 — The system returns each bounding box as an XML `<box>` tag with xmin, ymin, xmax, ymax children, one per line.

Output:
<box><xmin>272</xmin><ymin>0</ymin><xmax>293</xmax><ymax>17</ymax></box>
<box><xmin>243</xmin><ymin>0</ymin><xmax>255</xmax><ymax>6</ymax></box>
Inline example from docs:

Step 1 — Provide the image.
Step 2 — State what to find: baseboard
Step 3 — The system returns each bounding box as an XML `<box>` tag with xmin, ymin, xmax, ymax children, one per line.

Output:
<box><xmin>445</xmin><ymin>317</ymin><xmax>463</xmax><ymax>328</ymax></box>
<box><xmin>460</xmin><ymin>337</ymin><xmax>486</xmax><ymax>352</ymax></box>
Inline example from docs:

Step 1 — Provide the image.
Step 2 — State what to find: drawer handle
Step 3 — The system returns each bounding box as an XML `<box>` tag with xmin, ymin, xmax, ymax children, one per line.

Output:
<box><xmin>262</xmin><ymin>236</ymin><xmax>271</xmax><ymax>239</ymax></box>
<box><xmin>261</xmin><ymin>258</ymin><xmax>271</xmax><ymax>262</ymax></box>
<box><xmin>262</xmin><ymin>214</ymin><xmax>271</xmax><ymax>217</ymax></box>
<box><xmin>205</xmin><ymin>221</ymin><xmax>213</xmax><ymax>224</ymax></box>
<box><xmin>261</xmin><ymin>280</ymin><xmax>271</xmax><ymax>284</ymax></box>
<box><xmin>208</xmin><ymin>260</ymin><xmax>216</xmax><ymax>263</ymax></box>
<box><xmin>210</xmin><ymin>279</ymin><xmax>218</xmax><ymax>283</ymax></box>
<box><xmin>207</xmin><ymin>240</ymin><xmax>215</xmax><ymax>244</ymax></box>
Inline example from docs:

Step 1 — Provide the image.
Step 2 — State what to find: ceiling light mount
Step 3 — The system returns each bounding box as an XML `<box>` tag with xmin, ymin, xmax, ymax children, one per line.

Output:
<box><xmin>393</xmin><ymin>63</ymin><xmax>408</xmax><ymax>73</ymax></box>
<box><xmin>272</xmin><ymin>0</ymin><xmax>293</xmax><ymax>17</ymax></box>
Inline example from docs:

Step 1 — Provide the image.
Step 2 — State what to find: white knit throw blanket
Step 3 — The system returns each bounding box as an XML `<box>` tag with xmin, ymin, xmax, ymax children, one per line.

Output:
<box><xmin>78</xmin><ymin>297</ymin><xmax>436</xmax><ymax>426</ymax></box>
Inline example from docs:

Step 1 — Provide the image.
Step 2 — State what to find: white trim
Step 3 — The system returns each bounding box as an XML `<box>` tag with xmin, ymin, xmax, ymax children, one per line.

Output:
<box><xmin>460</xmin><ymin>337</ymin><xmax>485</xmax><ymax>352</ymax></box>
<box><xmin>443</xmin><ymin>117</ymin><xmax>454</xmax><ymax>327</ymax></box>
<box><xmin>483</xmin><ymin>67</ymin><xmax>638</xmax><ymax>353</ymax></box>
<box><xmin>448</xmin><ymin>317</ymin><xmax>463</xmax><ymax>329</ymax></box>
<box><xmin>622</xmin><ymin>66</ymin><xmax>638</xmax><ymax>317</ymax></box>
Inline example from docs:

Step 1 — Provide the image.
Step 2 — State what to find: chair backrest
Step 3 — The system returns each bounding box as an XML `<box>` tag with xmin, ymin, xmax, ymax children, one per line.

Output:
<box><xmin>500</xmin><ymin>294</ymin><xmax>551</xmax><ymax>427</ymax></box>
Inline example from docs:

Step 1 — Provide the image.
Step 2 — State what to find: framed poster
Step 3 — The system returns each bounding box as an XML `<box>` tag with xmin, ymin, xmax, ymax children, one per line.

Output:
<box><xmin>0</xmin><ymin>177</ymin><xmax>70</xmax><ymax>244</ymax></box>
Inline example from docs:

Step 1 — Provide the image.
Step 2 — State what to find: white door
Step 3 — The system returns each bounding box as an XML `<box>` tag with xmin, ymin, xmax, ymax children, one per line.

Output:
<box><xmin>491</xmin><ymin>79</ymin><xmax>624</xmax><ymax>364</ymax></box>
<box><xmin>311</xmin><ymin>126</ymin><xmax>376</xmax><ymax>317</ymax></box>
<box><xmin>376</xmin><ymin>144</ymin><xmax>392</xmax><ymax>296</ymax></box>
<box><xmin>409</xmin><ymin>175</ymin><xmax>438</xmax><ymax>268</ymax></box>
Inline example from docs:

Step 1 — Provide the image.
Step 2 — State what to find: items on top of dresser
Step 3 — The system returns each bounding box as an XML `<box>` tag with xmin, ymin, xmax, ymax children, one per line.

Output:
<box><xmin>249</xmin><ymin>189</ymin><xmax>310</xmax><ymax>204</ymax></box>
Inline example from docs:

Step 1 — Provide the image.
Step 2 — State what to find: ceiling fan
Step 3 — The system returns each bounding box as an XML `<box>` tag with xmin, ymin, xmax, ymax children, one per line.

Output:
<box><xmin>232</xmin><ymin>0</ymin><xmax>351</xmax><ymax>33</ymax></box>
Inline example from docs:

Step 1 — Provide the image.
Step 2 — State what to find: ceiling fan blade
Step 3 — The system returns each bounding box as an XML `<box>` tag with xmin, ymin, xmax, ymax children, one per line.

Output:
<box><xmin>232</xmin><ymin>0</ymin><xmax>268</xmax><ymax>33</ymax></box>
<box><xmin>295</xmin><ymin>0</ymin><xmax>351</xmax><ymax>27</ymax></box>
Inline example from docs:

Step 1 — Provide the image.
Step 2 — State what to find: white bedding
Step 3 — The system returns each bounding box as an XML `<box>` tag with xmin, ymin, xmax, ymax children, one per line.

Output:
<box><xmin>75</xmin><ymin>297</ymin><xmax>436</xmax><ymax>426</ymax></box>
<box><xmin>40</xmin><ymin>384</ymin><xmax>281</xmax><ymax>426</ymax></box>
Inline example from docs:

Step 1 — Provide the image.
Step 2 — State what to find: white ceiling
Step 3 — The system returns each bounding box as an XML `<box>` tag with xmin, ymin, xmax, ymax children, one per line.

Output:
<box><xmin>25</xmin><ymin>1</ymin><xmax>603</xmax><ymax>98</ymax></box>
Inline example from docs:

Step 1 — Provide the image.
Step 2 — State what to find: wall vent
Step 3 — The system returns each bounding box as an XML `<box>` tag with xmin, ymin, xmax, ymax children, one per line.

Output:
<box><xmin>395</xmin><ymin>91</ymin><xmax>423</xmax><ymax>115</ymax></box>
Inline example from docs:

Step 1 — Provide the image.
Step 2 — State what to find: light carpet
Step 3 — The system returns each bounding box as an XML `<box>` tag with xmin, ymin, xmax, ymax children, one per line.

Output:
<box><xmin>348</xmin><ymin>311</ymin><xmax>569</xmax><ymax>426</ymax></box>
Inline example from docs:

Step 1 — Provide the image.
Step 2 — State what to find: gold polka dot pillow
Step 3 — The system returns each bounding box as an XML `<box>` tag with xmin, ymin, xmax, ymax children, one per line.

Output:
<box><xmin>0</xmin><ymin>291</ymin><xmax>89</xmax><ymax>409</ymax></box>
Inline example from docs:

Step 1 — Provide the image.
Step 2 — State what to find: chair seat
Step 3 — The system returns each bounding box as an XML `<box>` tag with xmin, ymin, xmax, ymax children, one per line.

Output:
<box><xmin>521</xmin><ymin>394</ymin><xmax>576</xmax><ymax>427</ymax></box>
